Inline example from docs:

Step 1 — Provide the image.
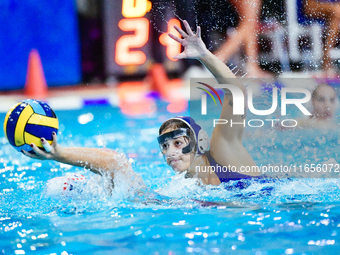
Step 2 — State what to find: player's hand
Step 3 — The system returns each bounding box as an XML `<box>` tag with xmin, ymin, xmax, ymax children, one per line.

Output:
<box><xmin>168</xmin><ymin>20</ymin><xmax>208</xmax><ymax>60</ymax></box>
<box><xmin>22</xmin><ymin>132</ymin><xmax>62</xmax><ymax>160</ymax></box>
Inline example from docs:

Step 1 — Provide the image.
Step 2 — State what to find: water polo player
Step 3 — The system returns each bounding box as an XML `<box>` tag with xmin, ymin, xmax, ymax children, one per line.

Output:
<box><xmin>22</xmin><ymin>20</ymin><xmax>261</xmax><ymax>186</ymax></box>
<box><xmin>298</xmin><ymin>83</ymin><xmax>339</xmax><ymax>129</ymax></box>
<box><xmin>276</xmin><ymin>83</ymin><xmax>339</xmax><ymax>130</ymax></box>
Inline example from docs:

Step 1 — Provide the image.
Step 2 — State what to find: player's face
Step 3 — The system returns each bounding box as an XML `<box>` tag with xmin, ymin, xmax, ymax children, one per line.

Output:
<box><xmin>312</xmin><ymin>86</ymin><xmax>339</xmax><ymax>119</ymax></box>
<box><xmin>160</xmin><ymin>128</ymin><xmax>194</xmax><ymax>172</ymax></box>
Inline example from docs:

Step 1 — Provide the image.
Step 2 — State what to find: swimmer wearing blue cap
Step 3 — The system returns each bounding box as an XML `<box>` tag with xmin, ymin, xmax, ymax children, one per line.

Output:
<box><xmin>22</xmin><ymin>20</ymin><xmax>261</xmax><ymax>186</ymax></box>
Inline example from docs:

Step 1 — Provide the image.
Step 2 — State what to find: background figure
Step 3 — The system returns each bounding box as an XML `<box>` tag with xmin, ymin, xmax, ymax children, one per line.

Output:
<box><xmin>298</xmin><ymin>83</ymin><xmax>339</xmax><ymax>129</ymax></box>
<box><xmin>304</xmin><ymin>0</ymin><xmax>340</xmax><ymax>76</ymax></box>
<box><xmin>310</xmin><ymin>83</ymin><xmax>339</xmax><ymax>123</ymax></box>
<box><xmin>275</xmin><ymin>83</ymin><xmax>339</xmax><ymax>130</ymax></box>
<box><xmin>213</xmin><ymin>0</ymin><xmax>270</xmax><ymax>77</ymax></box>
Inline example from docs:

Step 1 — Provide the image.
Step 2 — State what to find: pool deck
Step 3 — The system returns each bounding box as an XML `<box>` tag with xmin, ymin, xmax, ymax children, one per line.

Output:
<box><xmin>0</xmin><ymin>83</ymin><xmax>120</xmax><ymax>113</ymax></box>
<box><xmin>1</xmin><ymin>70</ymin><xmax>340</xmax><ymax>114</ymax></box>
<box><xmin>0</xmin><ymin>78</ymin><xmax>192</xmax><ymax>115</ymax></box>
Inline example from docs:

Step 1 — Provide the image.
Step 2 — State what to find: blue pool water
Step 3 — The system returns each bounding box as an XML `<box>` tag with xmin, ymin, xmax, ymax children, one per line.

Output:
<box><xmin>1</xmin><ymin>100</ymin><xmax>340</xmax><ymax>255</ymax></box>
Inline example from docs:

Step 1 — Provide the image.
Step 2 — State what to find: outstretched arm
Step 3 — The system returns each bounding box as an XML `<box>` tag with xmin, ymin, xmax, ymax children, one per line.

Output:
<box><xmin>22</xmin><ymin>132</ymin><xmax>132</xmax><ymax>179</ymax></box>
<box><xmin>169</xmin><ymin>21</ymin><xmax>246</xmax><ymax>141</ymax></box>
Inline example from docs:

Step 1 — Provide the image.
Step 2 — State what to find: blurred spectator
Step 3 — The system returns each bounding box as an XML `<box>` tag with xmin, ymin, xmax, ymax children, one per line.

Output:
<box><xmin>274</xmin><ymin>83</ymin><xmax>339</xmax><ymax>130</ymax></box>
<box><xmin>304</xmin><ymin>0</ymin><xmax>340</xmax><ymax>77</ymax></box>
<box><xmin>289</xmin><ymin>84</ymin><xmax>338</xmax><ymax>129</ymax></box>
<box><xmin>213</xmin><ymin>0</ymin><xmax>272</xmax><ymax>77</ymax></box>
<box><xmin>304</xmin><ymin>83</ymin><xmax>339</xmax><ymax>128</ymax></box>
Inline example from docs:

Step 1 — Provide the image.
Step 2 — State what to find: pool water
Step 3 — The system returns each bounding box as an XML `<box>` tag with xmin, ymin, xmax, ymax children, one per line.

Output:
<box><xmin>1</xmin><ymin>100</ymin><xmax>340</xmax><ymax>255</ymax></box>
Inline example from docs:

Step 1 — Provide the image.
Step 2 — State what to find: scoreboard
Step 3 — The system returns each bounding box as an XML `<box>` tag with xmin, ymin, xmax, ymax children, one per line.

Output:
<box><xmin>103</xmin><ymin>0</ymin><xmax>183</xmax><ymax>77</ymax></box>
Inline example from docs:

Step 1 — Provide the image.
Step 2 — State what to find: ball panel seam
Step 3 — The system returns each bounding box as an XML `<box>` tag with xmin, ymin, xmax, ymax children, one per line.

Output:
<box><xmin>15</xmin><ymin>105</ymin><xmax>34</xmax><ymax>146</ymax></box>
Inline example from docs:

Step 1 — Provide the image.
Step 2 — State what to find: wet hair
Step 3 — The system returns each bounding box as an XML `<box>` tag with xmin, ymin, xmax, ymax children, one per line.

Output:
<box><xmin>312</xmin><ymin>83</ymin><xmax>336</xmax><ymax>99</ymax></box>
<box><xmin>159</xmin><ymin>119</ymin><xmax>190</xmax><ymax>135</ymax></box>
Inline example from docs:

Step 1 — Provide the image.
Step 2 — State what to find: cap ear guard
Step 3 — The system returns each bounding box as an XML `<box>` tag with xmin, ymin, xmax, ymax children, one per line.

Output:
<box><xmin>197</xmin><ymin>129</ymin><xmax>209</xmax><ymax>154</ymax></box>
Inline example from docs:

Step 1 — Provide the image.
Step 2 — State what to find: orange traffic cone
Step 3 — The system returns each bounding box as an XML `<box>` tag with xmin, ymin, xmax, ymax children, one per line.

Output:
<box><xmin>24</xmin><ymin>49</ymin><xmax>48</xmax><ymax>99</ymax></box>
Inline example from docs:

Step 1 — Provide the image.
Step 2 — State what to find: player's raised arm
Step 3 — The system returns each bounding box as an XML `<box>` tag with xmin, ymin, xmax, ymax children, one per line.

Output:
<box><xmin>169</xmin><ymin>20</ymin><xmax>246</xmax><ymax>141</ymax></box>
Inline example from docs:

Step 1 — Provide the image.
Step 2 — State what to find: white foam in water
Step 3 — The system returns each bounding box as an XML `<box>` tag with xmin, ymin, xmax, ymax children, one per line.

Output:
<box><xmin>156</xmin><ymin>171</ymin><xmax>208</xmax><ymax>199</ymax></box>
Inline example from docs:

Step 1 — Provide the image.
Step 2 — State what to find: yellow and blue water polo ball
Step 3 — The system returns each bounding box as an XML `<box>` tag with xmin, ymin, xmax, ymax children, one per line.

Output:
<box><xmin>3</xmin><ymin>99</ymin><xmax>58</xmax><ymax>152</ymax></box>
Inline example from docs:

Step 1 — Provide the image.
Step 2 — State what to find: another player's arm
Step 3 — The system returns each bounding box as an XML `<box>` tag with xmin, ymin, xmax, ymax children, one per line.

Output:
<box><xmin>22</xmin><ymin>132</ymin><xmax>131</xmax><ymax>178</ymax></box>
